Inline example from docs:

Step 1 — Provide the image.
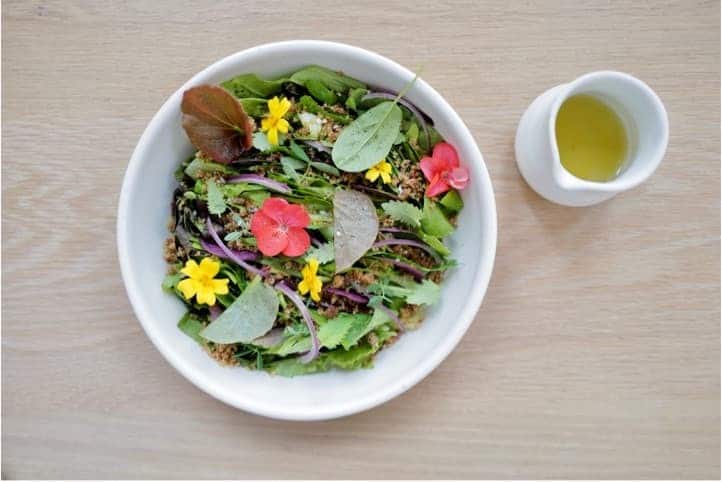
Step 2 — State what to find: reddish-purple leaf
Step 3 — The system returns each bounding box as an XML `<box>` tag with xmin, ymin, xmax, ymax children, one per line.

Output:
<box><xmin>181</xmin><ymin>85</ymin><xmax>253</xmax><ymax>164</ymax></box>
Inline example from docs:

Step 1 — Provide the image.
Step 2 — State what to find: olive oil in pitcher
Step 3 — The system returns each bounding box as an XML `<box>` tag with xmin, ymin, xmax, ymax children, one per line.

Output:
<box><xmin>555</xmin><ymin>94</ymin><xmax>628</xmax><ymax>182</ymax></box>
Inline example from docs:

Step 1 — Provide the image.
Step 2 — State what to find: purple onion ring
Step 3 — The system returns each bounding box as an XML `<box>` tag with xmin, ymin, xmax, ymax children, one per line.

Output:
<box><xmin>226</xmin><ymin>174</ymin><xmax>291</xmax><ymax>194</ymax></box>
<box><xmin>205</xmin><ymin>218</ymin><xmax>266</xmax><ymax>277</ymax></box>
<box><xmin>275</xmin><ymin>281</ymin><xmax>320</xmax><ymax>363</ymax></box>
<box><xmin>325</xmin><ymin>287</ymin><xmax>370</xmax><ymax>304</ymax></box>
<box><xmin>372</xmin><ymin>237</ymin><xmax>441</xmax><ymax>261</ymax></box>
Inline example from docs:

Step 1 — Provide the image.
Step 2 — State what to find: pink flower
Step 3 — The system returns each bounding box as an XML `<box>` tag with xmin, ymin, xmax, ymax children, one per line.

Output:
<box><xmin>419</xmin><ymin>142</ymin><xmax>469</xmax><ymax>198</ymax></box>
<box><xmin>250</xmin><ymin>198</ymin><xmax>311</xmax><ymax>257</ymax></box>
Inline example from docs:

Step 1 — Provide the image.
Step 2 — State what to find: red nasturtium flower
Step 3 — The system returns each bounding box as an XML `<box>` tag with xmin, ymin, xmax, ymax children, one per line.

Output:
<box><xmin>250</xmin><ymin>198</ymin><xmax>311</xmax><ymax>257</ymax></box>
<box><xmin>419</xmin><ymin>142</ymin><xmax>469</xmax><ymax>198</ymax></box>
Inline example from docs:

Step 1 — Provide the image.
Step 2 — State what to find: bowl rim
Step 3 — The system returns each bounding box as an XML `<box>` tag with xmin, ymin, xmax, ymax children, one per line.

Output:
<box><xmin>117</xmin><ymin>40</ymin><xmax>497</xmax><ymax>420</ymax></box>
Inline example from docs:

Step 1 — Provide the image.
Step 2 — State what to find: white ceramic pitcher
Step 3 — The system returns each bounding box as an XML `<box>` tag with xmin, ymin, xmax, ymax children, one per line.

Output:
<box><xmin>515</xmin><ymin>71</ymin><xmax>668</xmax><ymax>207</ymax></box>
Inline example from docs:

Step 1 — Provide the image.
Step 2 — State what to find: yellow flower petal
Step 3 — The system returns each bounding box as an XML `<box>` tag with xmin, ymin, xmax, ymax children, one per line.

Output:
<box><xmin>177</xmin><ymin>278</ymin><xmax>199</xmax><ymax>300</ymax></box>
<box><xmin>380</xmin><ymin>171</ymin><xmax>391</xmax><ymax>184</ymax></box>
<box><xmin>298</xmin><ymin>279</ymin><xmax>309</xmax><ymax>295</ymax></box>
<box><xmin>279</xmin><ymin>97</ymin><xmax>291</xmax><ymax>116</ymax></box>
<box><xmin>365</xmin><ymin>169</ymin><xmax>380</xmax><ymax>182</ymax></box>
<box><xmin>212</xmin><ymin>278</ymin><xmax>229</xmax><ymax>295</ymax></box>
<box><xmin>308</xmin><ymin>258</ymin><xmax>319</xmax><ymax>273</ymax></box>
<box><xmin>268</xmin><ymin>96</ymin><xmax>280</xmax><ymax>114</ymax></box>
<box><xmin>379</xmin><ymin>161</ymin><xmax>392</xmax><ymax>174</ymax></box>
<box><xmin>181</xmin><ymin>259</ymin><xmax>200</xmax><ymax>278</ymax></box>
<box><xmin>267</xmin><ymin>127</ymin><xmax>279</xmax><ymax>145</ymax></box>
<box><xmin>199</xmin><ymin>257</ymin><xmax>220</xmax><ymax>278</ymax></box>
<box><xmin>196</xmin><ymin>285</ymin><xmax>216</xmax><ymax>306</ymax></box>
<box><xmin>276</xmin><ymin>118</ymin><xmax>290</xmax><ymax>134</ymax></box>
<box><xmin>310</xmin><ymin>288</ymin><xmax>321</xmax><ymax>302</ymax></box>
<box><xmin>261</xmin><ymin>117</ymin><xmax>273</xmax><ymax>132</ymax></box>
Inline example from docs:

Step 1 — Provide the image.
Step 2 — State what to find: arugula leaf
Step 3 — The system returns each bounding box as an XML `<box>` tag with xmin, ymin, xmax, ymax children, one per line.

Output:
<box><xmin>181</xmin><ymin>85</ymin><xmax>253</xmax><ymax>163</ymax></box>
<box><xmin>317</xmin><ymin>313</ymin><xmax>356</xmax><ymax>349</ymax></box>
<box><xmin>200</xmin><ymin>277</ymin><xmax>279</xmax><ymax>343</ymax></box>
<box><xmin>305</xmin><ymin>242</ymin><xmax>335</xmax><ymax>264</ymax></box>
<box><xmin>405</xmin><ymin>279</ymin><xmax>441</xmax><ymax>306</ymax></box>
<box><xmin>420</xmin><ymin>198</ymin><xmax>454</xmax><ymax>238</ymax></box>
<box><xmin>341</xmin><ymin>310</ymin><xmax>391</xmax><ymax>349</ymax></box>
<box><xmin>289</xmin><ymin>65</ymin><xmax>366</xmax><ymax>93</ymax></box>
<box><xmin>178</xmin><ymin>313</ymin><xmax>205</xmax><ymax>344</ymax></box>
<box><xmin>206</xmin><ymin>179</ymin><xmax>227</xmax><ymax>215</ymax></box>
<box><xmin>440</xmin><ymin>190</ymin><xmax>464</xmax><ymax>213</ymax></box>
<box><xmin>331</xmin><ymin>102</ymin><xmax>402</xmax><ymax>172</ymax></box>
<box><xmin>381</xmin><ymin>200</ymin><xmax>423</xmax><ymax>228</ymax></box>
<box><xmin>288</xmin><ymin>140</ymin><xmax>310</xmax><ymax>163</ymax></box>
<box><xmin>221</xmin><ymin>73</ymin><xmax>285</xmax><ymax>98</ymax></box>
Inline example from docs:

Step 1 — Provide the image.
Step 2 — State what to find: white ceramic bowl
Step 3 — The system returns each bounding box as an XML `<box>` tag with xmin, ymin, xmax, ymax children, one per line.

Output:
<box><xmin>117</xmin><ymin>40</ymin><xmax>497</xmax><ymax>421</ymax></box>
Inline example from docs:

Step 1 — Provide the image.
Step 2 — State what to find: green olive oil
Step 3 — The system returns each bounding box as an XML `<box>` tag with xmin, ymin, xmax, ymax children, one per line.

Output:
<box><xmin>555</xmin><ymin>94</ymin><xmax>628</xmax><ymax>182</ymax></box>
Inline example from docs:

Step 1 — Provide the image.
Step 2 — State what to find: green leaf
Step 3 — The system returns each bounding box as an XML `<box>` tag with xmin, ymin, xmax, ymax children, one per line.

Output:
<box><xmin>341</xmin><ymin>310</ymin><xmax>391</xmax><ymax>349</ymax></box>
<box><xmin>420</xmin><ymin>232</ymin><xmax>451</xmax><ymax>256</ymax></box>
<box><xmin>224</xmin><ymin>231</ymin><xmax>243</xmax><ymax>242</ymax></box>
<box><xmin>290</xmin><ymin>65</ymin><xmax>366</xmax><ymax>93</ymax></box>
<box><xmin>265</xmin><ymin>335</ymin><xmax>311</xmax><ymax>356</ymax></box>
<box><xmin>269</xmin><ymin>344</ymin><xmax>375</xmax><ymax>377</ymax></box>
<box><xmin>418</xmin><ymin>124</ymin><xmax>443</xmax><ymax>154</ymax></box>
<box><xmin>288</xmin><ymin>140</ymin><xmax>310</xmax><ymax>163</ymax></box>
<box><xmin>252</xmin><ymin>132</ymin><xmax>273</xmax><ymax>152</ymax></box>
<box><xmin>381</xmin><ymin>200</ymin><xmax>423</xmax><ymax>228</ymax></box>
<box><xmin>406</xmin><ymin>279</ymin><xmax>441</xmax><ymax>306</ymax></box>
<box><xmin>332</xmin><ymin>102</ymin><xmax>402</xmax><ymax>172</ymax></box>
<box><xmin>184</xmin><ymin>157</ymin><xmax>233</xmax><ymax>180</ymax></box>
<box><xmin>345</xmin><ymin>88</ymin><xmax>368</xmax><ymax>111</ymax></box>
<box><xmin>221</xmin><ymin>73</ymin><xmax>285</xmax><ymax>98</ymax></box>
<box><xmin>298</xmin><ymin>95</ymin><xmax>351</xmax><ymax>124</ymax></box>
<box><xmin>178</xmin><ymin>313</ymin><xmax>205</xmax><ymax>344</ymax></box>
<box><xmin>334</xmin><ymin>190</ymin><xmax>379</xmax><ymax>272</ymax></box>
<box><xmin>280</xmin><ymin>156</ymin><xmax>303</xmax><ymax>182</ymax></box>
<box><xmin>406</xmin><ymin>122</ymin><xmax>419</xmax><ymax>146</ymax></box>
<box><xmin>420</xmin><ymin>198</ymin><xmax>454</xmax><ymax>238</ymax></box>
<box><xmin>440</xmin><ymin>190</ymin><xmax>464</xmax><ymax>213</ymax></box>
<box><xmin>200</xmin><ymin>277</ymin><xmax>279</xmax><ymax>343</ymax></box>
<box><xmin>310</xmin><ymin>162</ymin><xmax>340</xmax><ymax>176</ymax></box>
<box><xmin>305</xmin><ymin>242</ymin><xmax>335</xmax><ymax>264</ymax></box>
<box><xmin>305</xmin><ymin>78</ymin><xmax>338</xmax><ymax>105</ymax></box>
<box><xmin>206</xmin><ymin>179</ymin><xmax>227</xmax><ymax>215</ymax></box>
<box><xmin>317</xmin><ymin>313</ymin><xmax>355</xmax><ymax>349</ymax></box>
<box><xmin>239</xmin><ymin>98</ymin><xmax>268</xmax><ymax>118</ymax></box>
<box><xmin>162</xmin><ymin>272</ymin><xmax>182</xmax><ymax>292</ymax></box>
<box><xmin>393</xmin><ymin>131</ymin><xmax>405</xmax><ymax>145</ymax></box>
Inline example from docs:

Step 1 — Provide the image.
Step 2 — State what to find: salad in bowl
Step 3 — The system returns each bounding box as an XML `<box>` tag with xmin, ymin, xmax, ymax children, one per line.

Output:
<box><xmin>163</xmin><ymin>66</ymin><xmax>470</xmax><ymax>376</ymax></box>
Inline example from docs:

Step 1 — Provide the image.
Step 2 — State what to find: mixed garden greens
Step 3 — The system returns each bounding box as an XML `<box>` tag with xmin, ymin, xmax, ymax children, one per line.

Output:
<box><xmin>162</xmin><ymin>65</ymin><xmax>469</xmax><ymax>376</ymax></box>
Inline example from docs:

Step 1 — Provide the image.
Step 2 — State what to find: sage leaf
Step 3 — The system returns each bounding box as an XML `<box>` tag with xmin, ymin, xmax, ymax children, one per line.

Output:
<box><xmin>200</xmin><ymin>277</ymin><xmax>279</xmax><ymax>344</ymax></box>
<box><xmin>331</xmin><ymin>102</ymin><xmax>402</xmax><ymax>172</ymax></box>
<box><xmin>333</xmin><ymin>190</ymin><xmax>379</xmax><ymax>272</ymax></box>
<box><xmin>206</xmin><ymin>179</ymin><xmax>227</xmax><ymax>215</ymax></box>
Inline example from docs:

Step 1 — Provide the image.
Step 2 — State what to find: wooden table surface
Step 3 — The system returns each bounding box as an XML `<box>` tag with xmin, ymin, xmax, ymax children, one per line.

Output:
<box><xmin>3</xmin><ymin>0</ymin><xmax>720</xmax><ymax>479</ymax></box>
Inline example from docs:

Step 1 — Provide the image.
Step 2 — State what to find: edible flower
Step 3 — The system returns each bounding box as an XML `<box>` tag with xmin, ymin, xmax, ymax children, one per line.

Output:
<box><xmin>177</xmin><ymin>257</ymin><xmax>229</xmax><ymax>306</ymax></box>
<box><xmin>298</xmin><ymin>258</ymin><xmax>323</xmax><ymax>302</ymax></box>
<box><xmin>419</xmin><ymin>142</ymin><xmax>469</xmax><ymax>197</ymax></box>
<box><xmin>250</xmin><ymin>197</ymin><xmax>311</xmax><ymax>257</ymax></box>
<box><xmin>261</xmin><ymin>96</ymin><xmax>291</xmax><ymax>145</ymax></box>
<box><xmin>365</xmin><ymin>159</ymin><xmax>393</xmax><ymax>184</ymax></box>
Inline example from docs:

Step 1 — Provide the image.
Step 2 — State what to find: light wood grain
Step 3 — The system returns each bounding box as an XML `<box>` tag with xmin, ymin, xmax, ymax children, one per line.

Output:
<box><xmin>2</xmin><ymin>0</ymin><xmax>719</xmax><ymax>479</ymax></box>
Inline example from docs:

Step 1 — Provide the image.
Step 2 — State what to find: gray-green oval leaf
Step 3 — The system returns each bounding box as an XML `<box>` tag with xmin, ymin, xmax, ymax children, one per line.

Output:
<box><xmin>199</xmin><ymin>277</ymin><xmax>279</xmax><ymax>344</ymax></box>
<box><xmin>333</xmin><ymin>190</ymin><xmax>379</xmax><ymax>272</ymax></box>
<box><xmin>331</xmin><ymin>102</ymin><xmax>402</xmax><ymax>172</ymax></box>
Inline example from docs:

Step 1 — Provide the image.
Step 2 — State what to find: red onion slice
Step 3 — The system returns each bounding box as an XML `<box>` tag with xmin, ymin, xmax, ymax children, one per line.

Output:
<box><xmin>385</xmin><ymin>259</ymin><xmax>425</xmax><ymax>281</ymax></box>
<box><xmin>275</xmin><ymin>281</ymin><xmax>320</xmax><ymax>363</ymax></box>
<box><xmin>375</xmin><ymin>303</ymin><xmax>405</xmax><ymax>333</ymax></box>
<box><xmin>200</xmin><ymin>238</ymin><xmax>259</xmax><ymax>262</ymax></box>
<box><xmin>372</xmin><ymin>237</ymin><xmax>441</xmax><ymax>261</ymax></box>
<box><xmin>362</xmin><ymin>92</ymin><xmax>430</xmax><ymax>150</ymax></box>
<box><xmin>206</xmin><ymin>218</ymin><xmax>266</xmax><ymax>277</ymax></box>
<box><xmin>226</xmin><ymin>174</ymin><xmax>291</xmax><ymax>194</ymax></box>
<box><xmin>325</xmin><ymin>287</ymin><xmax>369</xmax><ymax>304</ymax></box>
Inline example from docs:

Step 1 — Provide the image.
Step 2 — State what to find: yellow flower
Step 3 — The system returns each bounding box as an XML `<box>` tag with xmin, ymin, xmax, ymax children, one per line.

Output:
<box><xmin>260</xmin><ymin>96</ymin><xmax>292</xmax><ymax>145</ymax></box>
<box><xmin>365</xmin><ymin>160</ymin><xmax>393</xmax><ymax>184</ymax></box>
<box><xmin>177</xmin><ymin>258</ymin><xmax>229</xmax><ymax>306</ymax></box>
<box><xmin>298</xmin><ymin>258</ymin><xmax>323</xmax><ymax>302</ymax></box>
